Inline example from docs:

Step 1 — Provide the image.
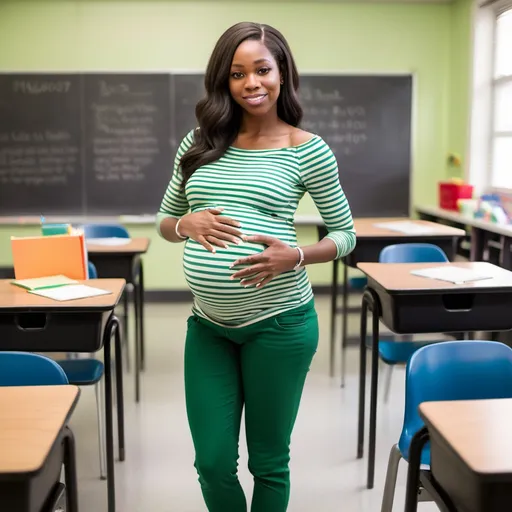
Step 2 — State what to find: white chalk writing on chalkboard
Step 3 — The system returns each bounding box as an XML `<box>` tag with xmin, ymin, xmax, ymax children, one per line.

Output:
<box><xmin>0</xmin><ymin>130</ymin><xmax>78</xmax><ymax>186</ymax></box>
<box><xmin>301</xmin><ymin>90</ymin><xmax>368</xmax><ymax>157</ymax></box>
<box><xmin>90</xmin><ymin>94</ymin><xmax>161</xmax><ymax>182</ymax></box>
<box><xmin>12</xmin><ymin>80</ymin><xmax>72</xmax><ymax>94</ymax></box>
<box><xmin>99</xmin><ymin>80</ymin><xmax>152</xmax><ymax>98</ymax></box>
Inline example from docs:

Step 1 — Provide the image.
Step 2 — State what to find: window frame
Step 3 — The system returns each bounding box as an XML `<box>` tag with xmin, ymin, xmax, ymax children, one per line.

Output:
<box><xmin>468</xmin><ymin>0</ymin><xmax>512</xmax><ymax>194</ymax></box>
<box><xmin>489</xmin><ymin>4</ymin><xmax>512</xmax><ymax>190</ymax></box>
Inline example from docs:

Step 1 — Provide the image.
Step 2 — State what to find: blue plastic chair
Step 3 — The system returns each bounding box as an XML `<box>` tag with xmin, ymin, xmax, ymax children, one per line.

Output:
<box><xmin>381</xmin><ymin>340</ymin><xmax>512</xmax><ymax>512</ymax></box>
<box><xmin>82</xmin><ymin>224</ymin><xmax>130</xmax><ymax>240</ymax></box>
<box><xmin>88</xmin><ymin>260</ymin><xmax>98</xmax><ymax>279</ymax></box>
<box><xmin>0</xmin><ymin>352</ymin><xmax>69</xmax><ymax>386</ymax></box>
<box><xmin>57</xmin><ymin>259</ymin><xmax>106</xmax><ymax>479</ymax></box>
<box><xmin>376</xmin><ymin>243</ymin><xmax>449</xmax><ymax>402</ymax></box>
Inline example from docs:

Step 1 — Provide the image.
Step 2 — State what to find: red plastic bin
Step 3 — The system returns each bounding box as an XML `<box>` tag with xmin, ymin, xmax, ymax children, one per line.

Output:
<box><xmin>438</xmin><ymin>182</ymin><xmax>473</xmax><ymax>211</ymax></box>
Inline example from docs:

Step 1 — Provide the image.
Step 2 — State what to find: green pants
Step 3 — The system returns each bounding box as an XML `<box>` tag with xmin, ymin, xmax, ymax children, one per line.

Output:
<box><xmin>184</xmin><ymin>299</ymin><xmax>318</xmax><ymax>512</ymax></box>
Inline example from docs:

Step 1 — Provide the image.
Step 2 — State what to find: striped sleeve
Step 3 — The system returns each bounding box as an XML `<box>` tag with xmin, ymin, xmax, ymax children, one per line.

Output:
<box><xmin>156</xmin><ymin>129</ymin><xmax>195</xmax><ymax>237</ymax></box>
<box><xmin>298</xmin><ymin>137</ymin><xmax>356</xmax><ymax>259</ymax></box>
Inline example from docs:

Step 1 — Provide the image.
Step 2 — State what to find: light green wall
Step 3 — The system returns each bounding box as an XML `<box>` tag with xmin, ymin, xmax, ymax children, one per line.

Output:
<box><xmin>0</xmin><ymin>0</ymin><xmax>472</xmax><ymax>290</ymax></box>
<box><xmin>448</xmin><ymin>0</ymin><xmax>474</xmax><ymax>179</ymax></box>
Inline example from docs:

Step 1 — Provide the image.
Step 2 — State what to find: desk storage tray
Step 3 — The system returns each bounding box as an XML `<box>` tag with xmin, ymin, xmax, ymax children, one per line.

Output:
<box><xmin>0</xmin><ymin>311</ymin><xmax>110</xmax><ymax>352</ymax></box>
<box><xmin>376</xmin><ymin>288</ymin><xmax>512</xmax><ymax>334</ymax></box>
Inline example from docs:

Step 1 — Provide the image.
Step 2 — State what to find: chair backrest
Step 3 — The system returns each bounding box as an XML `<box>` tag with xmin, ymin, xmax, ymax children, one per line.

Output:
<box><xmin>401</xmin><ymin>341</ymin><xmax>512</xmax><ymax>450</ymax></box>
<box><xmin>379</xmin><ymin>243</ymin><xmax>449</xmax><ymax>263</ymax></box>
<box><xmin>82</xmin><ymin>224</ymin><xmax>129</xmax><ymax>239</ymax></box>
<box><xmin>0</xmin><ymin>352</ymin><xmax>69</xmax><ymax>386</ymax></box>
<box><xmin>88</xmin><ymin>261</ymin><xmax>98</xmax><ymax>279</ymax></box>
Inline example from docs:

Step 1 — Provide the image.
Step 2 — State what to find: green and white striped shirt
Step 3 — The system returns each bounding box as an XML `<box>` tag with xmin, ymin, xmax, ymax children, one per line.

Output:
<box><xmin>157</xmin><ymin>129</ymin><xmax>356</xmax><ymax>327</ymax></box>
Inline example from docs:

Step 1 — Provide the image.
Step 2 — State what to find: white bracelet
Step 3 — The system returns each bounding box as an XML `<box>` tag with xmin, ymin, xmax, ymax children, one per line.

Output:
<box><xmin>175</xmin><ymin>218</ymin><xmax>188</xmax><ymax>240</ymax></box>
<box><xmin>294</xmin><ymin>246</ymin><xmax>305</xmax><ymax>270</ymax></box>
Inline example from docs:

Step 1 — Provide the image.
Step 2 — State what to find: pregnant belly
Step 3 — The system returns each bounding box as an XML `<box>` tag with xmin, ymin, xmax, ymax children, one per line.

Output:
<box><xmin>183</xmin><ymin>236</ymin><xmax>267</xmax><ymax>293</ymax></box>
<box><xmin>182</xmin><ymin>231</ymin><xmax>300</xmax><ymax>314</ymax></box>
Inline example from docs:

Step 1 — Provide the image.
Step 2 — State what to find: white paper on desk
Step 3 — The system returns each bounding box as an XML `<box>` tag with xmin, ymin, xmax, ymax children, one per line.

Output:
<box><xmin>373</xmin><ymin>221</ymin><xmax>437</xmax><ymax>235</ymax></box>
<box><xmin>28</xmin><ymin>284</ymin><xmax>112</xmax><ymax>301</ymax></box>
<box><xmin>410</xmin><ymin>266</ymin><xmax>494</xmax><ymax>284</ymax></box>
<box><xmin>86</xmin><ymin>237</ymin><xmax>131</xmax><ymax>246</ymax></box>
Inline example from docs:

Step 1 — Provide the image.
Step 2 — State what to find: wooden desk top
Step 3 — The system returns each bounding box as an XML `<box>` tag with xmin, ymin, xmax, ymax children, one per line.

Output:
<box><xmin>357</xmin><ymin>262</ymin><xmax>512</xmax><ymax>292</ymax></box>
<box><xmin>294</xmin><ymin>215</ymin><xmax>465</xmax><ymax>238</ymax></box>
<box><xmin>0</xmin><ymin>385</ymin><xmax>80</xmax><ymax>475</ymax></box>
<box><xmin>420</xmin><ymin>399</ymin><xmax>512</xmax><ymax>475</ymax></box>
<box><xmin>0</xmin><ymin>278</ymin><xmax>125</xmax><ymax>311</ymax></box>
<box><xmin>353</xmin><ymin>218</ymin><xmax>465</xmax><ymax>238</ymax></box>
<box><xmin>86</xmin><ymin>237</ymin><xmax>150</xmax><ymax>254</ymax></box>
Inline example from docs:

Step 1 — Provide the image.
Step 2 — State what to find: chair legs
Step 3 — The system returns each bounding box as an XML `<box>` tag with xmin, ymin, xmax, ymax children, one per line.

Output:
<box><xmin>384</xmin><ymin>365</ymin><xmax>394</xmax><ymax>404</ymax></box>
<box><xmin>381</xmin><ymin>444</ymin><xmax>402</xmax><ymax>512</ymax></box>
<box><xmin>95</xmin><ymin>377</ymin><xmax>107</xmax><ymax>480</ymax></box>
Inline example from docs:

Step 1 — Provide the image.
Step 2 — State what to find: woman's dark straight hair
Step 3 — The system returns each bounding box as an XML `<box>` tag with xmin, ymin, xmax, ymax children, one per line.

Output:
<box><xmin>179</xmin><ymin>22</ymin><xmax>303</xmax><ymax>188</ymax></box>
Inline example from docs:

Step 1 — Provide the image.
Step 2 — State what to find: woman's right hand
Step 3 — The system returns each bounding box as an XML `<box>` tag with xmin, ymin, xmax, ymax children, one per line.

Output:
<box><xmin>178</xmin><ymin>207</ymin><xmax>245</xmax><ymax>253</ymax></box>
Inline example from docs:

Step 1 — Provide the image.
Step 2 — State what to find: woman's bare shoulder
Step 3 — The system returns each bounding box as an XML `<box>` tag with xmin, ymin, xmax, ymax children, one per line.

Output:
<box><xmin>290</xmin><ymin>129</ymin><xmax>317</xmax><ymax>147</ymax></box>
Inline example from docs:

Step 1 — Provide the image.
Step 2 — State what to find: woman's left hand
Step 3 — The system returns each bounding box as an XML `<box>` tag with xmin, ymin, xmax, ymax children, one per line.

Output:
<box><xmin>230</xmin><ymin>235</ymin><xmax>300</xmax><ymax>288</ymax></box>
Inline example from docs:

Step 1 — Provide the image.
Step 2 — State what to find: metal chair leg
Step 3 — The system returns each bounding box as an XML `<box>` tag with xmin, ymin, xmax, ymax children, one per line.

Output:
<box><xmin>381</xmin><ymin>444</ymin><xmax>402</xmax><ymax>512</ymax></box>
<box><xmin>95</xmin><ymin>378</ymin><xmax>107</xmax><ymax>480</ymax></box>
<box><xmin>384</xmin><ymin>365</ymin><xmax>394</xmax><ymax>404</ymax></box>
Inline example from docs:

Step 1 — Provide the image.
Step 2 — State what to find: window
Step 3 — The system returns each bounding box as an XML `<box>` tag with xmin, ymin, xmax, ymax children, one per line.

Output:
<box><xmin>491</xmin><ymin>7</ymin><xmax>512</xmax><ymax>189</ymax></box>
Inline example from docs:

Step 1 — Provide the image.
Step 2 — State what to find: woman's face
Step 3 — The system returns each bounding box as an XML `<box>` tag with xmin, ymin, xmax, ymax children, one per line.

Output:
<box><xmin>229</xmin><ymin>39</ymin><xmax>282</xmax><ymax>117</ymax></box>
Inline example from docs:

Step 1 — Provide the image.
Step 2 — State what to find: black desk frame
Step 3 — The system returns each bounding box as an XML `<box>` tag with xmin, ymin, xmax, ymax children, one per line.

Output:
<box><xmin>357</xmin><ymin>279</ymin><xmax>512</xmax><ymax>490</ymax></box>
<box><xmin>315</xmin><ymin>221</ymin><xmax>459</xmax><ymax>387</ymax></box>
<box><xmin>0</xmin><ymin>308</ymin><xmax>125</xmax><ymax>512</ymax></box>
<box><xmin>89</xmin><ymin>252</ymin><xmax>145</xmax><ymax>402</ymax></box>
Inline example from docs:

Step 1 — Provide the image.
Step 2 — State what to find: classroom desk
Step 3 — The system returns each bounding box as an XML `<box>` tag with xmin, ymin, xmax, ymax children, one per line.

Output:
<box><xmin>416</xmin><ymin>205</ymin><xmax>512</xmax><ymax>268</ymax></box>
<box><xmin>87</xmin><ymin>237</ymin><xmax>150</xmax><ymax>403</ymax></box>
<box><xmin>0</xmin><ymin>385</ymin><xmax>80</xmax><ymax>512</ymax></box>
<box><xmin>295</xmin><ymin>215</ymin><xmax>465</xmax><ymax>385</ymax></box>
<box><xmin>405</xmin><ymin>399</ymin><xmax>512</xmax><ymax>512</ymax></box>
<box><xmin>0</xmin><ymin>279</ymin><xmax>126</xmax><ymax>512</ymax></box>
<box><xmin>355</xmin><ymin>261</ymin><xmax>512</xmax><ymax>490</ymax></box>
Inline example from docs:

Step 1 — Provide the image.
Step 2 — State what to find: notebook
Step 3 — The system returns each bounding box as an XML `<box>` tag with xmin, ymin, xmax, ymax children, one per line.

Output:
<box><xmin>10</xmin><ymin>275</ymin><xmax>78</xmax><ymax>291</ymax></box>
<box><xmin>11</xmin><ymin>229</ymin><xmax>88</xmax><ymax>280</ymax></box>
<box><xmin>86</xmin><ymin>237</ymin><xmax>131</xmax><ymax>246</ymax></box>
<box><xmin>373</xmin><ymin>221</ymin><xmax>437</xmax><ymax>235</ymax></box>
<box><xmin>410</xmin><ymin>266</ymin><xmax>494</xmax><ymax>285</ymax></box>
<box><xmin>28</xmin><ymin>284</ymin><xmax>112</xmax><ymax>302</ymax></box>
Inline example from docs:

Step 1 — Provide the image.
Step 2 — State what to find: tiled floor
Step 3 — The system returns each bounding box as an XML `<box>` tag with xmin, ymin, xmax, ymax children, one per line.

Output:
<box><xmin>68</xmin><ymin>296</ymin><xmax>439</xmax><ymax>511</ymax></box>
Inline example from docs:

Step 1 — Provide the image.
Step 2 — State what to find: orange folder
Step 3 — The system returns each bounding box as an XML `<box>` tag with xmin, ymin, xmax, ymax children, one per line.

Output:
<box><xmin>11</xmin><ymin>232</ymin><xmax>88</xmax><ymax>280</ymax></box>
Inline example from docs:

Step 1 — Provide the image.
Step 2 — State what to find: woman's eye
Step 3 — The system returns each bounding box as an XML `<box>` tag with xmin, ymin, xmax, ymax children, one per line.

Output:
<box><xmin>258</xmin><ymin>68</ymin><xmax>270</xmax><ymax>75</ymax></box>
<box><xmin>231</xmin><ymin>72</ymin><xmax>244</xmax><ymax>79</ymax></box>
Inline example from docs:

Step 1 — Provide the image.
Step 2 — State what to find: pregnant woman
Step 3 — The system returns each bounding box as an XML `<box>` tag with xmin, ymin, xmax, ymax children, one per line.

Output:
<box><xmin>157</xmin><ymin>21</ymin><xmax>356</xmax><ymax>512</ymax></box>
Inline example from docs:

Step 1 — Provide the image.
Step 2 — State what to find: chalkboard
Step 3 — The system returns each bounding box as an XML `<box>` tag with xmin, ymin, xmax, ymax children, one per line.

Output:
<box><xmin>0</xmin><ymin>74</ymin><xmax>83</xmax><ymax>215</ymax></box>
<box><xmin>83</xmin><ymin>74</ymin><xmax>171</xmax><ymax>214</ymax></box>
<box><xmin>0</xmin><ymin>72</ymin><xmax>412</xmax><ymax>218</ymax></box>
